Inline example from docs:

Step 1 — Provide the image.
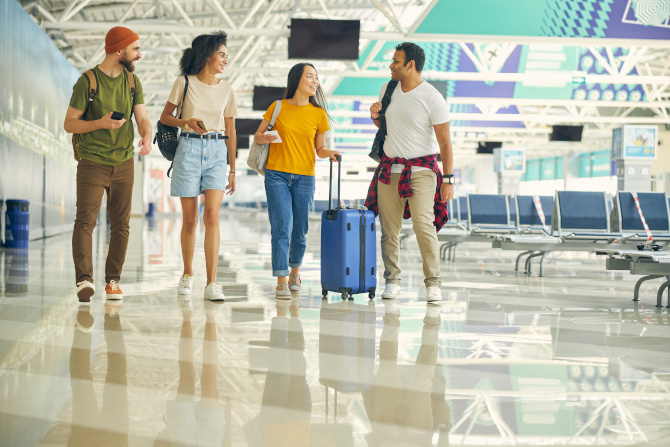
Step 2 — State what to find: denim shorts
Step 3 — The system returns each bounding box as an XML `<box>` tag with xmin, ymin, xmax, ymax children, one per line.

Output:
<box><xmin>170</xmin><ymin>135</ymin><xmax>228</xmax><ymax>197</ymax></box>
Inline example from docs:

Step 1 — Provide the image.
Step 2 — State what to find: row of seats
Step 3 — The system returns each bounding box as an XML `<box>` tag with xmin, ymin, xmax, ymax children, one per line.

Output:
<box><xmin>436</xmin><ymin>191</ymin><xmax>670</xmax><ymax>275</ymax></box>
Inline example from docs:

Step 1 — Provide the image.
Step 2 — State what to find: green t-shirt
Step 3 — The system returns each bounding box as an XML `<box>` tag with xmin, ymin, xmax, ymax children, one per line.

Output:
<box><xmin>69</xmin><ymin>66</ymin><xmax>144</xmax><ymax>166</ymax></box>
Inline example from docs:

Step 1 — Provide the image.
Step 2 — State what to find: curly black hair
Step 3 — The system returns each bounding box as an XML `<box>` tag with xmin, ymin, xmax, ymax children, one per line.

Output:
<box><xmin>395</xmin><ymin>42</ymin><xmax>425</xmax><ymax>72</ymax></box>
<box><xmin>180</xmin><ymin>31</ymin><xmax>228</xmax><ymax>76</ymax></box>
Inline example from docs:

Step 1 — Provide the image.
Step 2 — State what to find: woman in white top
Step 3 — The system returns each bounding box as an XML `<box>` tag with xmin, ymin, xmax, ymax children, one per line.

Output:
<box><xmin>159</xmin><ymin>31</ymin><xmax>237</xmax><ymax>301</ymax></box>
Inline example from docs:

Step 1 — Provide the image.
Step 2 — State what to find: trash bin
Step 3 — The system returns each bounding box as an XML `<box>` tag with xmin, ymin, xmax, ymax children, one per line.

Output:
<box><xmin>5</xmin><ymin>199</ymin><xmax>30</xmax><ymax>248</ymax></box>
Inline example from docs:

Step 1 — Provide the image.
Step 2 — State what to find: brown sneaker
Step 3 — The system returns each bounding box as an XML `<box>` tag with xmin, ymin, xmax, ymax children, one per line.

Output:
<box><xmin>105</xmin><ymin>280</ymin><xmax>124</xmax><ymax>300</ymax></box>
<box><xmin>76</xmin><ymin>280</ymin><xmax>95</xmax><ymax>303</ymax></box>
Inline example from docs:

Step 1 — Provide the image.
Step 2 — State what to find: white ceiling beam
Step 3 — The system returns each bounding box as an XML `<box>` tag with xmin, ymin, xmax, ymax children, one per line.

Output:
<box><xmin>620</xmin><ymin>46</ymin><xmax>648</xmax><ymax>77</ymax></box>
<box><xmin>326</xmin><ymin>110</ymin><xmax>669</xmax><ymax>124</ymax></box>
<box><xmin>41</xmin><ymin>21</ymin><xmax>670</xmax><ymax>49</ymax></box>
<box><xmin>206</xmin><ymin>0</ymin><xmax>237</xmax><ymax>30</ymax></box>
<box><xmin>238</xmin><ymin>0</ymin><xmax>266</xmax><ymax>29</ymax></box>
<box><xmin>458</xmin><ymin>42</ymin><xmax>487</xmax><ymax>73</ymax></box>
<box><xmin>360</xmin><ymin>39</ymin><xmax>387</xmax><ymax>70</ymax></box>
<box><xmin>31</xmin><ymin>3</ymin><xmax>59</xmax><ymax>23</ymax></box>
<box><xmin>315</xmin><ymin>0</ymin><xmax>333</xmax><ymax>19</ymax></box>
<box><xmin>332</xmin><ymin>95</ymin><xmax>670</xmax><ymax>108</ymax></box>
<box><xmin>407</xmin><ymin>0</ymin><xmax>439</xmax><ymax>35</ymax></box>
<box><xmin>488</xmin><ymin>44</ymin><xmax>517</xmax><ymax>74</ymax></box>
<box><xmin>60</xmin><ymin>0</ymin><xmax>94</xmax><ymax>22</ymax></box>
<box><xmin>369</xmin><ymin>0</ymin><xmax>404</xmax><ymax>33</ymax></box>
<box><xmin>587</xmin><ymin>46</ymin><xmax>618</xmax><ymax>76</ymax></box>
<box><xmin>58</xmin><ymin>0</ymin><xmax>84</xmax><ymax>22</ymax></box>
<box><xmin>169</xmin><ymin>0</ymin><xmax>195</xmax><ymax>27</ymax></box>
<box><xmin>381</xmin><ymin>0</ymin><xmax>405</xmax><ymax>33</ymax></box>
<box><xmin>125</xmin><ymin>63</ymin><xmax>670</xmax><ymax>85</ymax></box>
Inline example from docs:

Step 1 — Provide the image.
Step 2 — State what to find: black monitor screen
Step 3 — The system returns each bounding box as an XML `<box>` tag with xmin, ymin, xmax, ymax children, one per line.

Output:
<box><xmin>237</xmin><ymin>136</ymin><xmax>250</xmax><ymax>150</ymax></box>
<box><xmin>235</xmin><ymin>118</ymin><xmax>262</xmax><ymax>136</ymax></box>
<box><xmin>550</xmin><ymin>125</ymin><xmax>583</xmax><ymax>142</ymax></box>
<box><xmin>289</xmin><ymin>19</ymin><xmax>360</xmax><ymax>60</ymax></box>
<box><xmin>253</xmin><ymin>86</ymin><xmax>285</xmax><ymax>111</ymax></box>
<box><xmin>477</xmin><ymin>141</ymin><xmax>502</xmax><ymax>154</ymax></box>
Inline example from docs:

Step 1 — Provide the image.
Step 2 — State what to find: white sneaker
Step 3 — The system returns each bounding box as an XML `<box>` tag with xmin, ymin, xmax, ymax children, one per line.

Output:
<box><xmin>76</xmin><ymin>280</ymin><xmax>95</xmax><ymax>303</ymax></box>
<box><xmin>381</xmin><ymin>283</ymin><xmax>401</xmax><ymax>299</ymax></box>
<box><xmin>178</xmin><ymin>274</ymin><xmax>194</xmax><ymax>295</ymax></box>
<box><xmin>426</xmin><ymin>286</ymin><xmax>442</xmax><ymax>302</ymax></box>
<box><xmin>204</xmin><ymin>283</ymin><xmax>225</xmax><ymax>301</ymax></box>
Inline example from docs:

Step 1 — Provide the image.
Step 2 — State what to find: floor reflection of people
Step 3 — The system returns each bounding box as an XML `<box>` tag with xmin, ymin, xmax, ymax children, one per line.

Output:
<box><xmin>363</xmin><ymin>302</ymin><xmax>450</xmax><ymax>446</ymax></box>
<box><xmin>164</xmin><ymin>300</ymin><xmax>230</xmax><ymax>447</ymax></box>
<box><xmin>245</xmin><ymin>298</ymin><xmax>311</xmax><ymax>447</ymax></box>
<box><xmin>68</xmin><ymin>302</ymin><xmax>128</xmax><ymax>447</ymax></box>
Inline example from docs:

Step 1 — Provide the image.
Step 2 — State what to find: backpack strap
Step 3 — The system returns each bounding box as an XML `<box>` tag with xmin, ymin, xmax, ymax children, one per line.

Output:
<box><xmin>125</xmin><ymin>69</ymin><xmax>136</xmax><ymax>120</ymax></box>
<box><xmin>177</xmin><ymin>75</ymin><xmax>189</xmax><ymax>120</ymax></box>
<box><xmin>379</xmin><ymin>80</ymin><xmax>397</xmax><ymax>138</ymax></box>
<box><xmin>82</xmin><ymin>69</ymin><xmax>98</xmax><ymax>119</ymax></box>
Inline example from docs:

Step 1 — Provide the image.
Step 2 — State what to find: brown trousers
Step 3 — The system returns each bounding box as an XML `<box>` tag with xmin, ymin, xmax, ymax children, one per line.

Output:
<box><xmin>73</xmin><ymin>158</ymin><xmax>134</xmax><ymax>284</ymax></box>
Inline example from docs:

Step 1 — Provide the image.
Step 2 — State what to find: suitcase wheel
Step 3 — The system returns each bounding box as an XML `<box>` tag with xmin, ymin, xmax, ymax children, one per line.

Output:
<box><xmin>368</xmin><ymin>291</ymin><xmax>375</xmax><ymax>299</ymax></box>
<box><xmin>339</xmin><ymin>288</ymin><xmax>353</xmax><ymax>300</ymax></box>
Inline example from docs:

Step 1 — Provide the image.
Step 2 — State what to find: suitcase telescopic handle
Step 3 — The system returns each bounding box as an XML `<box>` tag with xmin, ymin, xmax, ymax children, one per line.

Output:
<box><xmin>328</xmin><ymin>155</ymin><xmax>343</xmax><ymax>211</ymax></box>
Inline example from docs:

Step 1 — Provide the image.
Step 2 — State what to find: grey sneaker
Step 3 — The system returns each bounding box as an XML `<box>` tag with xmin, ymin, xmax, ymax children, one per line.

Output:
<box><xmin>288</xmin><ymin>273</ymin><xmax>301</xmax><ymax>292</ymax></box>
<box><xmin>275</xmin><ymin>283</ymin><xmax>292</xmax><ymax>299</ymax></box>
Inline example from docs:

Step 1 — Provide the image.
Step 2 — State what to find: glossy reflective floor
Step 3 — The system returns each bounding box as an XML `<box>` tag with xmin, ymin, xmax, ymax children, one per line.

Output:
<box><xmin>1</xmin><ymin>211</ymin><xmax>670</xmax><ymax>446</ymax></box>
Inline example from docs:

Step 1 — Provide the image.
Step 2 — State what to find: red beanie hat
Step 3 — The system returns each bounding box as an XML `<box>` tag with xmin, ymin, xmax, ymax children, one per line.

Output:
<box><xmin>105</xmin><ymin>26</ymin><xmax>139</xmax><ymax>54</ymax></box>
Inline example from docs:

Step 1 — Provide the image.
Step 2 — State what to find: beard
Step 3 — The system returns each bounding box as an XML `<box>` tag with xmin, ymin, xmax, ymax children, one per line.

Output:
<box><xmin>120</xmin><ymin>55</ymin><xmax>136</xmax><ymax>72</ymax></box>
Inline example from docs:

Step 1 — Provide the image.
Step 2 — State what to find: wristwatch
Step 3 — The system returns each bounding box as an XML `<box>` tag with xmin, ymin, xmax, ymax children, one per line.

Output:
<box><xmin>442</xmin><ymin>174</ymin><xmax>455</xmax><ymax>184</ymax></box>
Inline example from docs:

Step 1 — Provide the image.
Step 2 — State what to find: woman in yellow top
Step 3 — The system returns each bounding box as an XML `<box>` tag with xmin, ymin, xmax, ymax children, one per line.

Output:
<box><xmin>254</xmin><ymin>63</ymin><xmax>339</xmax><ymax>298</ymax></box>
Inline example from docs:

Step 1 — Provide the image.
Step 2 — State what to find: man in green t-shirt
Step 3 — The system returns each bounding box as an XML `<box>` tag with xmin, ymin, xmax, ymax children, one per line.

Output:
<box><xmin>64</xmin><ymin>26</ymin><xmax>152</xmax><ymax>303</ymax></box>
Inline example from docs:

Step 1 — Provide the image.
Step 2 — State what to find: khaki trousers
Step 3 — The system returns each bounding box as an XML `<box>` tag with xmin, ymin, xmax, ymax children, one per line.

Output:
<box><xmin>73</xmin><ymin>158</ymin><xmax>134</xmax><ymax>284</ymax></box>
<box><xmin>378</xmin><ymin>170</ymin><xmax>441</xmax><ymax>287</ymax></box>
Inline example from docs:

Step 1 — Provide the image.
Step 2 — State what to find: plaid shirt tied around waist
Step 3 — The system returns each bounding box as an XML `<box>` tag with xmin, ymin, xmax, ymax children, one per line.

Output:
<box><xmin>364</xmin><ymin>153</ymin><xmax>449</xmax><ymax>232</ymax></box>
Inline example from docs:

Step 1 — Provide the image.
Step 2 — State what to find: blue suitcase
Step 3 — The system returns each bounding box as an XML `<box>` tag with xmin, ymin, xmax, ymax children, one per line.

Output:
<box><xmin>321</xmin><ymin>157</ymin><xmax>377</xmax><ymax>300</ymax></box>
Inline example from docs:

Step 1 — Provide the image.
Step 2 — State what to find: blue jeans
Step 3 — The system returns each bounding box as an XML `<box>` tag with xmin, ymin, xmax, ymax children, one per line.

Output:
<box><xmin>265</xmin><ymin>170</ymin><xmax>315</xmax><ymax>277</ymax></box>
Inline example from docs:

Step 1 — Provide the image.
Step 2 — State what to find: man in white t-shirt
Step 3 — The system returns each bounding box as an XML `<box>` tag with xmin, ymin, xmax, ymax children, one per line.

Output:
<box><xmin>367</xmin><ymin>42</ymin><xmax>454</xmax><ymax>302</ymax></box>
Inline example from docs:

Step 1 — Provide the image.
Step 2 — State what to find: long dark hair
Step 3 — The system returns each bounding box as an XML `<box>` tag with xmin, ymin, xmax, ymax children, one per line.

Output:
<box><xmin>180</xmin><ymin>31</ymin><xmax>227</xmax><ymax>76</ymax></box>
<box><xmin>284</xmin><ymin>63</ymin><xmax>331</xmax><ymax>120</ymax></box>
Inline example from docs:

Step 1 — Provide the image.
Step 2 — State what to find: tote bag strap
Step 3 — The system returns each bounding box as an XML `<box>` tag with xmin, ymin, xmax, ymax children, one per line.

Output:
<box><xmin>267</xmin><ymin>100</ymin><xmax>282</xmax><ymax>130</ymax></box>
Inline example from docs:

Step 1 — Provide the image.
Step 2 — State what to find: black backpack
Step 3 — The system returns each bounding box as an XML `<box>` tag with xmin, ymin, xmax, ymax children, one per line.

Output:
<box><xmin>368</xmin><ymin>80</ymin><xmax>398</xmax><ymax>162</ymax></box>
<box><xmin>153</xmin><ymin>75</ymin><xmax>189</xmax><ymax>177</ymax></box>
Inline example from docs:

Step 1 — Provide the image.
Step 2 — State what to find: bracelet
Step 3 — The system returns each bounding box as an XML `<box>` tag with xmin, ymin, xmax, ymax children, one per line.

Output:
<box><xmin>371</xmin><ymin>117</ymin><xmax>380</xmax><ymax>121</ymax></box>
<box><xmin>229</xmin><ymin>171</ymin><xmax>235</xmax><ymax>174</ymax></box>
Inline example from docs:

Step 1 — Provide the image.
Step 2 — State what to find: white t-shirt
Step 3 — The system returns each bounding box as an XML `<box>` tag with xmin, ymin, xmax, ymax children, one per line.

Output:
<box><xmin>379</xmin><ymin>81</ymin><xmax>450</xmax><ymax>173</ymax></box>
<box><xmin>168</xmin><ymin>75</ymin><xmax>238</xmax><ymax>133</ymax></box>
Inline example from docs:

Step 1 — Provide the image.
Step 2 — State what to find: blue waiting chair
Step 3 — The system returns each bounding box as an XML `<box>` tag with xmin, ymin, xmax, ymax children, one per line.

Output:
<box><xmin>515</xmin><ymin>195</ymin><xmax>554</xmax><ymax>233</ymax></box>
<box><xmin>612</xmin><ymin>191</ymin><xmax>670</xmax><ymax>242</ymax></box>
<box><xmin>492</xmin><ymin>191</ymin><xmax>624</xmax><ymax>276</ymax></box>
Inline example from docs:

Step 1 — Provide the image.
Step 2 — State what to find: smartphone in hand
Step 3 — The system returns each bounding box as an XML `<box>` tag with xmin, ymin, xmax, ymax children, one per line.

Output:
<box><xmin>111</xmin><ymin>111</ymin><xmax>125</xmax><ymax>120</ymax></box>
<box><xmin>197</xmin><ymin>120</ymin><xmax>207</xmax><ymax>132</ymax></box>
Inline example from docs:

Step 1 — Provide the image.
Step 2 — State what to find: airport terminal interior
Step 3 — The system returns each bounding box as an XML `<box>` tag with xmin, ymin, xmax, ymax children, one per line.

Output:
<box><xmin>2</xmin><ymin>0</ymin><xmax>670</xmax><ymax>445</ymax></box>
